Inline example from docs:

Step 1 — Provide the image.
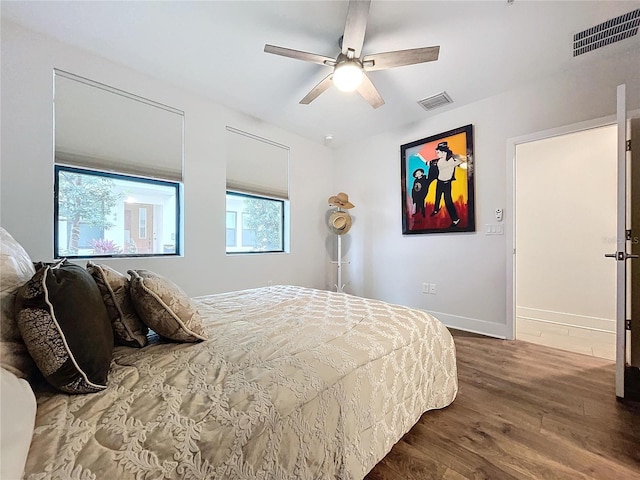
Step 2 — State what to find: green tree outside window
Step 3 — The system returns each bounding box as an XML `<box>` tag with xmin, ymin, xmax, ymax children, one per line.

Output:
<box><xmin>58</xmin><ymin>171</ymin><xmax>122</xmax><ymax>254</ymax></box>
<box><xmin>243</xmin><ymin>197</ymin><xmax>283</xmax><ymax>251</ymax></box>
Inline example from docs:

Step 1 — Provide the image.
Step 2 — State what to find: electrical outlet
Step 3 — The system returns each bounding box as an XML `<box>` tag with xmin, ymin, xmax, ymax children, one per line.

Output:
<box><xmin>422</xmin><ymin>282</ymin><xmax>429</xmax><ymax>294</ymax></box>
<box><xmin>495</xmin><ymin>208</ymin><xmax>503</xmax><ymax>222</ymax></box>
<box><xmin>429</xmin><ymin>283</ymin><xmax>437</xmax><ymax>295</ymax></box>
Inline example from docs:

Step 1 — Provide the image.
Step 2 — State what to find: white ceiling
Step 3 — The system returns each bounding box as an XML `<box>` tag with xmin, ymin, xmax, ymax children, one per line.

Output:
<box><xmin>2</xmin><ymin>1</ymin><xmax>639</xmax><ymax>147</ymax></box>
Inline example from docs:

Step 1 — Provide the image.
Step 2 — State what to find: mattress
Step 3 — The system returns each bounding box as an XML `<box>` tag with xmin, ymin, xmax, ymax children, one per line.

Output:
<box><xmin>23</xmin><ymin>285</ymin><xmax>457</xmax><ymax>479</ymax></box>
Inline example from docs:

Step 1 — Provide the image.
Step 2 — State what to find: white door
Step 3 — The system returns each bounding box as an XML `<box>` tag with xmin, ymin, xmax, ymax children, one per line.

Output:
<box><xmin>609</xmin><ymin>84</ymin><xmax>638</xmax><ymax>399</ymax></box>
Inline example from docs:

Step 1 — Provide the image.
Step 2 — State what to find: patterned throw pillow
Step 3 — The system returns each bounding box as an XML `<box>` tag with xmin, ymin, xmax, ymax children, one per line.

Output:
<box><xmin>15</xmin><ymin>261</ymin><xmax>114</xmax><ymax>394</ymax></box>
<box><xmin>86</xmin><ymin>262</ymin><xmax>148</xmax><ymax>347</ymax></box>
<box><xmin>128</xmin><ymin>269</ymin><xmax>207</xmax><ymax>343</ymax></box>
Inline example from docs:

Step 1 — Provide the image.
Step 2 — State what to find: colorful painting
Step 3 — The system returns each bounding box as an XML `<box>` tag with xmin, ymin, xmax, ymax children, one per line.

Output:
<box><xmin>401</xmin><ymin>124</ymin><xmax>475</xmax><ymax>234</ymax></box>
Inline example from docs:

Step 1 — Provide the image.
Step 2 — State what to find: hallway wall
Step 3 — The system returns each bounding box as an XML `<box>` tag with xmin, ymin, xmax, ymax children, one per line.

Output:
<box><xmin>515</xmin><ymin>125</ymin><xmax>617</xmax><ymax>359</ymax></box>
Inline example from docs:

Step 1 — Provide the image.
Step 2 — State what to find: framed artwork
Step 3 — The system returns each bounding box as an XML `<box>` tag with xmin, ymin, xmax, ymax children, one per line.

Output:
<box><xmin>400</xmin><ymin>124</ymin><xmax>475</xmax><ymax>234</ymax></box>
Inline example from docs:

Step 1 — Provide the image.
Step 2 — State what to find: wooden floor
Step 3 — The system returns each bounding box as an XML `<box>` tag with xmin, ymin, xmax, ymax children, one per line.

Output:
<box><xmin>365</xmin><ymin>330</ymin><xmax>640</xmax><ymax>480</ymax></box>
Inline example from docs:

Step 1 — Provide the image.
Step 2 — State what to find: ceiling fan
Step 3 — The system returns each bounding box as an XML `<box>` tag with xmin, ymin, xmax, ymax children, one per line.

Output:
<box><xmin>264</xmin><ymin>0</ymin><xmax>440</xmax><ymax>109</ymax></box>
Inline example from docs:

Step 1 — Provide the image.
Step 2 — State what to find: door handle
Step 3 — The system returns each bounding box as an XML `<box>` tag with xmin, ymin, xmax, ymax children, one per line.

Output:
<box><xmin>605</xmin><ymin>252</ymin><xmax>639</xmax><ymax>260</ymax></box>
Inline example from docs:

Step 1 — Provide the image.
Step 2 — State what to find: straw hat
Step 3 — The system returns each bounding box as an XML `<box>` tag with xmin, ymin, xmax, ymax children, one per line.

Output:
<box><xmin>328</xmin><ymin>210</ymin><xmax>352</xmax><ymax>235</ymax></box>
<box><xmin>328</xmin><ymin>192</ymin><xmax>355</xmax><ymax>209</ymax></box>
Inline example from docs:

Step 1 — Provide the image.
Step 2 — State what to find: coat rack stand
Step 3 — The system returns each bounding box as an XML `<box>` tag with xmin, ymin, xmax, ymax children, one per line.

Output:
<box><xmin>330</xmin><ymin>207</ymin><xmax>349</xmax><ymax>293</ymax></box>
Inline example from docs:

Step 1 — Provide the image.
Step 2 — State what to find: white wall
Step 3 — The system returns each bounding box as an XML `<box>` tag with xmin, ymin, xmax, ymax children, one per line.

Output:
<box><xmin>332</xmin><ymin>46</ymin><xmax>640</xmax><ymax>337</ymax></box>
<box><xmin>0</xmin><ymin>20</ymin><xmax>333</xmax><ymax>296</ymax></box>
<box><xmin>3</xmin><ymin>19</ymin><xmax>638</xmax><ymax>337</ymax></box>
<box><xmin>515</xmin><ymin>125</ymin><xmax>617</xmax><ymax>332</ymax></box>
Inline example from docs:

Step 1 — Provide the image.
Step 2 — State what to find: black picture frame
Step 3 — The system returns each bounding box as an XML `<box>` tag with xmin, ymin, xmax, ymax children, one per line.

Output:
<box><xmin>400</xmin><ymin>124</ymin><xmax>475</xmax><ymax>234</ymax></box>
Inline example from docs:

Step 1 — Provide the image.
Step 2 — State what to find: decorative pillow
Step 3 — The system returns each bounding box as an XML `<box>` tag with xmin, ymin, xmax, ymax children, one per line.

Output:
<box><xmin>0</xmin><ymin>367</ymin><xmax>37</xmax><ymax>480</ymax></box>
<box><xmin>15</xmin><ymin>260</ymin><xmax>114</xmax><ymax>394</ymax></box>
<box><xmin>0</xmin><ymin>227</ymin><xmax>37</xmax><ymax>379</ymax></box>
<box><xmin>128</xmin><ymin>269</ymin><xmax>207</xmax><ymax>342</ymax></box>
<box><xmin>86</xmin><ymin>262</ymin><xmax>148</xmax><ymax>347</ymax></box>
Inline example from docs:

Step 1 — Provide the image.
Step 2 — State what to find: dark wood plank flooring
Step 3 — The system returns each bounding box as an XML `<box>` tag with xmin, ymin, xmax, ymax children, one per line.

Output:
<box><xmin>365</xmin><ymin>330</ymin><xmax>640</xmax><ymax>480</ymax></box>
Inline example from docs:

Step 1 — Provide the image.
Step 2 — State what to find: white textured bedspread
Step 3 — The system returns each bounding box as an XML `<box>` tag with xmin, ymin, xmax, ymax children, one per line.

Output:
<box><xmin>24</xmin><ymin>286</ymin><xmax>457</xmax><ymax>479</ymax></box>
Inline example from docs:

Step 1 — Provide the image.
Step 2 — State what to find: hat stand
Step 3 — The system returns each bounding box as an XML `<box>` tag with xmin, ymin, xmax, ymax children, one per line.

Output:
<box><xmin>330</xmin><ymin>207</ymin><xmax>350</xmax><ymax>293</ymax></box>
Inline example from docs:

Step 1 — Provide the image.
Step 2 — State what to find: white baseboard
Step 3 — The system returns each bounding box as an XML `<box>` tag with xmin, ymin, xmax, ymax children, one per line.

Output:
<box><xmin>425</xmin><ymin>310</ymin><xmax>508</xmax><ymax>339</ymax></box>
<box><xmin>516</xmin><ymin>306</ymin><xmax>615</xmax><ymax>333</ymax></box>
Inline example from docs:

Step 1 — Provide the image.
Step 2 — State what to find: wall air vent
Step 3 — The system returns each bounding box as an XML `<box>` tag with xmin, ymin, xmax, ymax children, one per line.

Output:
<box><xmin>418</xmin><ymin>91</ymin><xmax>453</xmax><ymax>111</ymax></box>
<box><xmin>573</xmin><ymin>8</ymin><xmax>640</xmax><ymax>57</ymax></box>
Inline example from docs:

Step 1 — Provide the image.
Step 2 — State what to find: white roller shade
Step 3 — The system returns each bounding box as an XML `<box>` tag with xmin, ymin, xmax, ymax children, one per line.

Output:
<box><xmin>54</xmin><ymin>70</ymin><xmax>184</xmax><ymax>182</ymax></box>
<box><xmin>226</xmin><ymin>127</ymin><xmax>290</xmax><ymax>199</ymax></box>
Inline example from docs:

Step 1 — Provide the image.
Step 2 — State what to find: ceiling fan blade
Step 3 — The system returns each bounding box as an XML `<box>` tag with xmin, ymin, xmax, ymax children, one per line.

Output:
<box><xmin>300</xmin><ymin>74</ymin><xmax>334</xmax><ymax>105</ymax></box>
<box><xmin>363</xmin><ymin>46</ymin><xmax>440</xmax><ymax>71</ymax></box>
<box><xmin>356</xmin><ymin>72</ymin><xmax>384</xmax><ymax>109</ymax></box>
<box><xmin>341</xmin><ymin>0</ymin><xmax>371</xmax><ymax>58</ymax></box>
<box><xmin>264</xmin><ymin>44</ymin><xmax>336</xmax><ymax>66</ymax></box>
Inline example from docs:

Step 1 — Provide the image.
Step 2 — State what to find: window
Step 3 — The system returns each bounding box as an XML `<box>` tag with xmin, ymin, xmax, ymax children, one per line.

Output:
<box><xmin>226</xmin><ymin>211</ymin><xmax>237</xmax><ymax>247</ymax></box>
<box><xmin>54</xmin><ymin>166</ymin><xmax>180</xmax><ymax>258</ymax></box>
<box><xmin>225</xmin><ymin>192</ymin><xmax>284</xmax><ymax>254</ymax></box>
<box><xmin>139</xmin><ymin>208</ymin><xmax>147</xmax><ymax>239</ymax></box>
<box><xmin>225</xmin><ymin>127</ymin><xmax>289</xmax><ymax>254</ymax></box>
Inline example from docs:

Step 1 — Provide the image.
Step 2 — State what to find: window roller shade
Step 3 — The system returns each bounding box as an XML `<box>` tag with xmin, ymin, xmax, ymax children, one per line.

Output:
<box><xmin>226</xmin><ymin>127</ymin><xmax>289</xmax><ymax>199</ymax></box>
<box><xmin>54</xmin><ymin>70</ymin><xmax>184</xmax><ymax>182</ymax></box>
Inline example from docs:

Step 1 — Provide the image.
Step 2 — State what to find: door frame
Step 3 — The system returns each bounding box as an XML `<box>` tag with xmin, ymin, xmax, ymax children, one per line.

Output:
<box><xmin>505</xmin><ymin>111</ymin><xmax>639</xmax><ymax>341</ymax></box>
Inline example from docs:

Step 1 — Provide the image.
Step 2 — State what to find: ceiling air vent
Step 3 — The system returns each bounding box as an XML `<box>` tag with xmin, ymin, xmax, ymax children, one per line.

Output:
<box><xmin>573</xmin><ymin>8</ymin><xmax>640</xmax><ymax>57</ymax></box>
<box><xmin>418</xmin><ymin>91</ymin><xmax>453</xmax><ymax>111</ymax></box>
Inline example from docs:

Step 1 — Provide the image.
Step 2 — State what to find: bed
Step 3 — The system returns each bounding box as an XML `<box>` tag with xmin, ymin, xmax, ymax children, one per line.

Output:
<box><xmin>0</xmin><ymin>228</ymin><xmax>458</xmax><ymax>480</ymax></box>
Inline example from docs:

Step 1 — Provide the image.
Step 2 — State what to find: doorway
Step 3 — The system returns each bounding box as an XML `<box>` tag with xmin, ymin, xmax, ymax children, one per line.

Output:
<box><xmin>125</xmin><ymin>202</ymin><xmax>155</xmax><ymax>254</ymax></box>
<box><xmin>513</xmin><ymin>124</ymin><xmax>617</xmax><ymax>360</ymax></box>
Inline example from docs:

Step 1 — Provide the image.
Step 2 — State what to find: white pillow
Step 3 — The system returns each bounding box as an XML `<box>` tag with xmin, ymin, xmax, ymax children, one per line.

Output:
<box><xmin>0</xmin><ymin>227</ymin><xmax>37</xmax><ymax>379</ymax></box>
<box><xmin>0</xmin><ymin>367</ymin><xmax>37</xmax><ymax>480</ymax></box>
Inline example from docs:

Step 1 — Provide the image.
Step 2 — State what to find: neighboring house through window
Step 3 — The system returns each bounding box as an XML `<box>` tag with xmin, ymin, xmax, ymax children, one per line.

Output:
<box><xmin>241</xmin><ymin>212</ymin><xmax>256</xmax><ymax>247</ymax></box>
<box><xmin>225</xmin><ymin>192</ymin><xmax>284</xmax><ymax>253</ymax></box>
<box><xmin>226</xmin><ymin>211</ymin><xmax>237</xmax><ymax>247</ymax></box>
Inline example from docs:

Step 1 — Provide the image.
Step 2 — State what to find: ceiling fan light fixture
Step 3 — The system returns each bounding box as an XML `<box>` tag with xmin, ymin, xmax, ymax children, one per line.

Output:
<box><xmin>332</xmin><ymin>62</ymin><xmax>363</xmax><ymax>92</ymax></box>
<box><xmin>264</xmin><ymin>0</ymin><xmax>440</xmax><ymax>107</ymax></box>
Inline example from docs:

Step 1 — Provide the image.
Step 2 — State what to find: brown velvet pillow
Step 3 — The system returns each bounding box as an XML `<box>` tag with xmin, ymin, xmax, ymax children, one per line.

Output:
<box><xmin>15</xmin><ymin>260</ymin><xmax>114</xmax><ymax>394</ymax></box>
<box><xmin>128</xmin><ymin>269</ymin><xmax>207</xmax><ymax>343</ymax></box>
<box><xmin>86</xmin><ymin>262</ymin><xmax>148</xmax><ymax>347</ymax></box>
